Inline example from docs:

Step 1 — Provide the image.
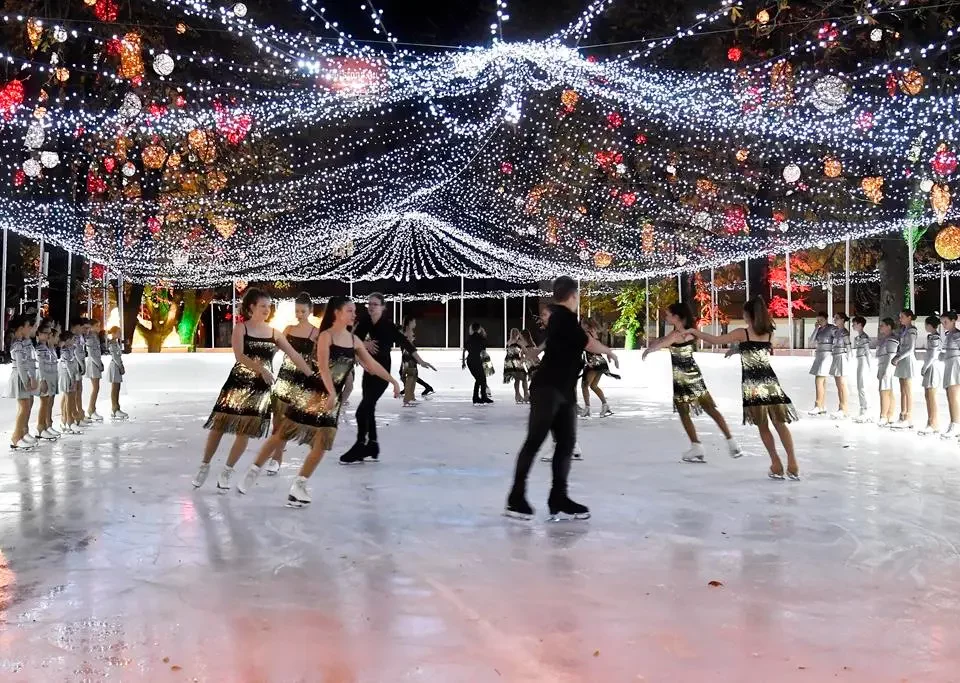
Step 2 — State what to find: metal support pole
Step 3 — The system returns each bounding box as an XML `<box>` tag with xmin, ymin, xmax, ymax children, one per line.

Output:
<box><xmin>710</xmin><ymin>266</ymin><xmax>717</xmax><ymax>338</ymax></box>
<box><xmin>87</xmin><ymin>260</ymin><xmax>93</xmax><ymax>318</ymax></box>
<box><xmin>503</xmin><ymin>294</ymin><xmax>508</xmax><ymax>346</ymax></box>
<box><xmin>909</xmin><ymin>235</ymin><xmax>916</xmax><ymax>311</ymax></box>
<box><xmin>786</xmin><ymin>249</ymin><xmax>794</xmax><ymax>350</ymax></box>
<box><xmin>210</xmin><ymin>302</ymin><xmax>216</xmax><ymax>349</ymax></box>
<box><xmin>644</xmin><ymin>276</ymin><xmax>650</xmax><ymax>346</ymax></box>
<box><xmin>522</xmin><ymin>293</ymin><xmax>526</xmax><ymax>331</ymax></box>
<box><xmin>445</xmin><ymin>297</ymin><xmax>449</xmax><ymax>349</ymax></box>
<box><xmin>948</xmin><ymin>271</ymin><xmax>953</xmax><ymax>311</ymax></box>
<box><xmin>231</xmin><ymin>281</ymin><xmax>237</xmax><ymax>329</ymax></box>
<box><xmin>941</xmin><ymin>261</ymin><xmax>946</xmax><ymax>315</ymax></box>
<box><xmin>745</xmin><ymin>258</ymin><xmax>750</xmax><ymax>302</ymax></box>
<box><xmin>844</xmin><ymin>238</ymin><xmax>851</xmax><ymax>316</ymax></box>
<box><xmin>101</xmin><ymin>265</ymin><xmax>108</xmax><ymax>327</ymax></box>
<box><xmin>0</xmin><ymin>228</ymin><xmax>6</xmax><ymax>352</ymax></box>
<box><xmin>677</xmin><ymin>273</ymin><xmax>682</xmax><ymax>303</ymax></box>
<box><xmin>577</xmin><ymin>278</ymin><xmax>581</xmax><ymax>320</ymax></box>
<box><xmin>349</xmin><ymin>278</ymin><xmax>353</xmax><ymax>299</ymax></box>
<box><xmin>117</xmin><ymin>271</ymin><xmax>124</xmax><ymax>341</ymax></box>
<box><xmin>399</xmin><ymin>294</ymin><xmax>403</xmax><ymax>323</ymax></box>
<box><xmin>65</xmin><ymin>248</ymin><xmax>71</xmax><ymax>329</ymax></box>
<box><xmin>37</xmin><ymin>237</ymin><xmax>44</xmax><ymax>320</ymax></box>
<box><xmin>459</xmin><ymin>276</ymin><xmax>465</xmax><ymax>351</ymax></box>
<box><xmin>392</xmin><ymin>299</ymin><xmax>396</xmax><ymax>324</ymax></box>
<box><xmin>826</xmin><ymin>273</ymin><xmax>833</xmax><ymax>320</ymax></box>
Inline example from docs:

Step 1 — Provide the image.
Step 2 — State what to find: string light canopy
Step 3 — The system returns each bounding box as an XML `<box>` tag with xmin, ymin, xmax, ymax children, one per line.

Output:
<box><xmin>0</xmin><ymin>0</ymin><xmax>957</xmax><ymax>286</ymax></box>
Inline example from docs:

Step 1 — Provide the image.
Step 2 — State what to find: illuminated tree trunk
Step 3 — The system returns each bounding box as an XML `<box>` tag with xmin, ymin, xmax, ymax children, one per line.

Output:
<box><xmin>177</xmin><ymin>289</ymin><xmax>213</xmax><ymax>350</ymax></box>
<box><xmin>122</xmin><ymin>282</ymin><xmax>144</xmax><ymax>348</ymax></box>
<box><xmin>137</xmin><ymin>295</ymin><xmax>179</xmax><ymax>353</ymax></box>
<box><xmin>878</xmin><ymin>237</ymin><xmax>907</xmax><ymax>322</ymax></box>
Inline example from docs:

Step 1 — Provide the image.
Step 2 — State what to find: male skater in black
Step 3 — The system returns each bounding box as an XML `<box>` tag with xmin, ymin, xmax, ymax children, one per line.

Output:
<box><xmin>340</xmin><ymin>293</ymin><xmax>435</xmax><ymax>464</ymax></box>
<box><xmin>505</xmin><ymin>276</ymin><xmax>618</xmax><ymax>520</ymax></box>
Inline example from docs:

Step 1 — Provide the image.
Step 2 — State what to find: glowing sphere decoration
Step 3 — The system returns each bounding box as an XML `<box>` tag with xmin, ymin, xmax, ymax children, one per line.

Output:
<box><xmin>55</xmin><ymin>67</ymin><xmax>70</xmax><ymax>83</ymax></box>
<box><xmin>921</xmin><ymin>179</ymin><xmax>934</xmax><ymax>193</ymax></box>
<box><xmin>578</xmin><ymin>248</ymin><xmax>589</xmax><ymax>262</ymax></box>
<box><xmin>723</xmin><ymin>205</ymin><xmax>748</xmax><ymax>234</ymax></box>
<box><xmin>823</xmin><ymin>157</ymin><xmax>842</xmax><ymax>178</ymax></box>
<box><xmin>606</xmin><ymin>112</ymin><xmax>623</xmax><ymax>128</ymax></box>
<box><xmin>40</xmin><ymin>151</ymin><xmax>59</xmax><ymax>169</ymax></box>
<box><xmin>936</xmin><ymin>226</ymin><xmax>960</xmax><ymax>260</ymax></box>
<box><xmin>119</xmin><ymin>92</ymin><xmax>142</xmax><ymax>118</ymax></box>
<box><xmin>500</xmin><ymin>162</ymin><xmax>513</xmax><ymax>175</ymax></box>
<box><xmin>122</xmin><ymin>161</ymin><xmax>136</xmax><ymax>177</ymax></box>
<box><xmin>727</xmin><ymin>46</ymin><xmax>742</xmax><ymax>63</ymax></box>
<box><xmin>560</xmin><ymin>89</ymin><xmax>579</xmax><ymax>111</ymax></box>
<box><xmin>856</xmin><ymin>111</ymin><xmax>875</xmax><ymax>130</ymax></box>
<box><xmin>901</xmin><ymin>69</ymin><xmax>924</xmax><ymax>95</ymax></box>
<box><xmin>782</xmin><ymin>163</ymin><xmax>801</xmax><ymax>183</ymax></box>
<box><xmin>24</xmin><ymin>121</ymin><xmax>44</xmax><ymax>149</ymax></box>
<box><xmin>232</xmin><ymin>2</ymin><xmax>247</xmax><ymax>17</ymax></box>
<box><xmin>931</xmin><ymin>145</ymin><xmax>957</xmax><ymax>176</ymax></box>
<box><xmin>147</xmin><ymin>216</ymin><xmax>162</xmax><ymax>235</ymax></box>
<box><xmin>142</xmin><ymin>145</ymin><xmax>167</xmax><ymax>169</ymax></box>
<box><xmin>153</xmin><ymin>54</ymin><xmax>175</xmax><ymax>76</ymax></box>
<box><xmin>12</xmin><ymin>169</ymin><xmax>24</xmax><ymax>187</ymax></box>
<box><xmin>870</xmin><ymin>28</ymin><xmax>882</xmax><ymax>42</ymax></box>
<box><xmin>593</xmin><ymin>252</ymin><xmax>613</xmax><ymax>269</ymax></box>
<box><xmin>53</xmin><ymin>26</ymin><xmax>68</xmax><ymax>43</ymax></box>
<box><xmin>22</xmin><ymin>159</ymin><xmax>41</xmax><ymax>178</ymax></box>
<box><xmin>811</xmin><ymin>75</ymin><xmax>850</xmax><ymax>114</ymax></box>
<box><xmin>735</xmin><ymin>148</ymin><xmax>749</xmax><ymax>162</ymax></box>
<box><xmin>861</xmin><ymin>176</ymin><xmax>884</xmax><ymax>204</ymax></box>
<box><xmin>176</xmin><ymin>22</ymin><xmax>187</xmax><ymax>35</ymax></box>
<box><xmin>756</xmin><ymin>9</ymin><xmax>770</xmax><ymax>24</ymax></box>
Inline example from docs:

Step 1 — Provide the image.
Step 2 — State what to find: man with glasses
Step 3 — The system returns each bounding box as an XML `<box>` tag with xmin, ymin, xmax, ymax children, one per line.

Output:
<box><xmin>340</xmin><ymin>293</ymin><xmax>435</xmax><ymax>464</ymax></box>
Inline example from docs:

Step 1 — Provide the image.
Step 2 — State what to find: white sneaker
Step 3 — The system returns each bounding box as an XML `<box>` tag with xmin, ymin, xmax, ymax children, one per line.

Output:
<box><xmin>829</xmin><ymin>411</ymin><xmax>848</xmax><ymax>420</ymax></box>
<box><xmin>599</xmin><ymin>404</ymin><xmax>613</xmax><ymax>417</ymax></box>
<box><xmin>681</xmin><ymin>443</ymin><xmax>707</xmax><ymax>463</ymax></box>
<box><xmin>265</xmin><ymin>458</ymin><xmax>281</xmax><ymax>476</ymax></box>
<box><xmin>890</xmin><ymin>420</ymin><xmax>914</xmax><ymax>430</ymax></box>
<box><xmin>40</xmin><ymin>429</ymin><xmax>60</xmax><ymax>440</ymax></box>
<box><xmin>237</xmin><ymin>464</ymin><xmax>261</xmax><ymax>495</ymax></box>
<box><xmin>941</xmin><ymin>423</ymin><xmax>960</xmax><ymax>439</ymax></box>
<box><xmin>726</xmin><ymin>438</ymin><xmax>743</xmax><ymax>458</ymax></box>
<box><xmin>192</xmin><ymin>463</ymin><xmax>210</xmax><ymax>488</ymax></box>
<box><xmin>579</xmin><ymin>407</ymin><xmax>591</xmax><ymax>418</ymax></box>
<box><xmin>87</xmin><ymin>412</ymin><xmax>104</xmax><ymax>423</ymax></box>
<box><xmin>111</xmin><ymin>410</ymin><xmax>129</xmax><ymax>421</ymax></box>
<box><xmin>807</xmin><ymin>407</ymin><xmax>826</xmax><ymax>416</ymax></box>
<box><xmin>287</xmin><ymin>476</ymin><xmax>312</xmax><ymax>507</ymax></box>
<box><xmin>216</xmin><ymin>466</ymin><xmax>234</xmax><ymax>491</ymax></box>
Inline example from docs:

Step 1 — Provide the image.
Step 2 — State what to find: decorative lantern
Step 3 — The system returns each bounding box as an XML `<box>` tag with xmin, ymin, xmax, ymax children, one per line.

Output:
<box><xmin>936</xmin><ymin>226</ymin><xmax>960</xmax><ymax>260</ymax></box>
<box><xmin>118</xmin><ymin>32</ymin><xmax>144</xmax><ymax>80</ymax></box>
<box><xmin>593</xmin><ymin>252</ymin><xmax>613</xmax><ymax>269</ymax></box>
<box><xmin>811</xmin><ymin>75</ymin><xmax>849</xmax><ymax>114</ymax></box>
<box><xmin>142</xmin><ymin>145</ymin><xmax>167</xmax><ymax>169</ymax></box>
<box><xmin>931</xmin><ymin>144</ymin><xmax>958</xmax><ymax>176</ymax></box>
<box><xmin>735</xmin><ymin>148</ymin><xmax>749</xmax><ymax>162</ymax></box>
<box><xmin>727</xmin><ymin>46</ymin><xmax>742</xmax><ymax>63</ymax></box>
<box><xmin>560</xmin><ymin>89</ymin><xmax>579</xmax><ymax>112</ymax></box>
<box><xmin>153</xmin><ymin>53</ymin><xmax>175</xmax><ymax>76</ymax></box>
<box><xmin>901</xmin><ymin>69</ymin><xmax>924</xmax><ymax>96</ymax></box>
<box><xmin>861</xmin><ymin>176</ymin><xmax>884</xmax><ymax>204</ymax></box>
<box><xmin>782</xmin><ymin>163</ymin><xmax>801</xmax><ymax>183</ymax></box>
<box><xmin>823</xmin><ymin>157</ymin><xmax>842</xmax><ymax>178</ymax></box>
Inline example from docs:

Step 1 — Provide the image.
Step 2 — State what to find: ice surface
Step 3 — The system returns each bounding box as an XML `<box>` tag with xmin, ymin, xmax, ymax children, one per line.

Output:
<box><xmin>0</xmin><ymin>349</ymin><xmax>958</xmax><ymax>682</ymax></box>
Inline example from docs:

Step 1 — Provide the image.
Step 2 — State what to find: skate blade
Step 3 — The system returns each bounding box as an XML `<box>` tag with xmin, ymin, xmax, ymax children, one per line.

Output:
<box><xmin>547</xmin><ymin>512</ymin><xmax>591</xmax><ymax>522</ymax></box>
<box><xmin>729</xmin><ymin>452</ymin><xmax>744</xmax><ymax>460</ymax></box>
<box><xmin>503</xmin><ymin>509</ymin><xmax>534</xmax><ymax>521</ymax></box>
<box><xmin>286</xmin><ymin>497</ymin><xmax>309</xmax><ymax>508</ymax></box>
<box><xmin>681</xmin><ymin>457</ymin><xmax>706</xmax><ymax>464</ymax></box>
<box><xmin>338</xmin><ymin>459</ymin><xmax>365</xmax><ymax>466</ymax></box>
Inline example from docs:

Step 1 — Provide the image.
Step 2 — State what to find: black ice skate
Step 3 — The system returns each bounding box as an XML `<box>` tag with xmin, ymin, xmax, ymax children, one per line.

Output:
<box><xmin>339</xmin><ymin>441</ymin><xmax>367</xmax><ymax>465</ymax></box>
<box><xmin>503</xmin><ymin>493</ymin><xmax>535</xmax><ymax>520</ymax></box>
<box><xmin>547</xmin><ymin>494</ymin><xmax>590</xmax><ymax>521</ymax></box>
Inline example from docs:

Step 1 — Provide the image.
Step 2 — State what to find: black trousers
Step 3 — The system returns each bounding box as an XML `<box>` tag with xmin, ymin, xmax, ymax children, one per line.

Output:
<box><xmin>416</xmin><ymin>377</ymin><xmax>434</xmax><ymax>393</ymax></box>
<box><xmin>467</xmin><ymin>356</ymin><xmax>487</xmax><ymax>401</ymax></box>
<box><xmin>356</xmin><ymin>370</ymin><xmax>389</xmax><ymax>444</ymax></box>
<box><xmin>510</xmin><ymin>386</ymin><xmax>577</xmax><ymax>498</ymax></box>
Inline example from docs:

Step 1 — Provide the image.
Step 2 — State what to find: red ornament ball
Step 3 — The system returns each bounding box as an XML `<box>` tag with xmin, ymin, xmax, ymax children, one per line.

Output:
<box><xmin>91</xmin><ymin>264</ymin><xmax>106</xmax><ymax>281</ymax></box>
<box><xmin>727</xmin><ymin>47</ymin><xmax>742</xmax><ymax>63</ymax></box>
<box><xmin>932</xmin><ymin>146</ymin><xmax>958</xmax><ymax>176</ymax></box>
<box><xmin>856</xmin><ymin>111</ymin><xmax>875</xmax><ymax>130</ymax></box>
<box><xmin>12</xmin><ymin>169</ymin><xmax>25</xmax><ymax>187</ymax></box>
<box><xmin>635</xmin><ymin>133</ymin><xmax>647</xmax><ymax>145</ymax></box>
<box><xmin>500</xmin><ymin>162</ymin><xmax>513</xmax><ymax>175</ymax></box>
<box><xmin>147</xmin><ymin>216</ymin><xmax>162</xmax><ymax>234</ymax></box>
<box><xmin>606</xmin><ymin>112</ymin><xmax>623</xmax><ymax>128</ymax></box>
<box><xmin>620</xmin><ymin>192</ymin><xmax>637</xmax><ymax>207</ymax></box>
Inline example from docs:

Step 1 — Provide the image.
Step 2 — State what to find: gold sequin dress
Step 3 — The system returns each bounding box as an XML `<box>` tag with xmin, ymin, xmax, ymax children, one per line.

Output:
<box><xmin>739</xmin><ymin>336</ymin><xmax>798</xmax><ymax>426</ymax></box>
<box><xmin>203</xmin><ymin>328</ymin><xmax>277</xmax><ymax>438</ymax></box>
<box><xmin>502</xmin><ymin>343</ymin><xmax>527</xmax><ymax>382</ymax></box>
<box><xmin>272</xmin><ymin>331</ymin><xmax>319</xmax><ymax>419</ymax></box>
<box><xmin>670</xmin><ymin>340</ymin><xmax>715</xmax><ymax>415</ymax></box>
<box><xmin>280</xmin><ymin>343</ymin><xmax>356</xmax><ymax>449</ymax></box>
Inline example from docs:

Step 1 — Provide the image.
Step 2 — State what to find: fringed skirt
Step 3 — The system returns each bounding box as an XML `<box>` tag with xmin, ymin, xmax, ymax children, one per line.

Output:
<box><xmin>584</xmin><ymin>353</ymin><xmax>621</xmax><ymax>380</ymax></box>
<box><xmin>674</xmin><ymin>392</ymin><xmax>716</xmax><ymax>417</ymax></box>
<box><xmin>742</xmin><ymin>377</ymin><xmax>798</xmax><ymax>426</ymax></box>
<box><xmin>743</xmin><ymin>403</ymin><xmax>800</xmax><ymax>426</ymax></box>
<box><xmin>204</xmin><ymin>363</ymin><xmax>273</xmax><ymax>438</ymax></box>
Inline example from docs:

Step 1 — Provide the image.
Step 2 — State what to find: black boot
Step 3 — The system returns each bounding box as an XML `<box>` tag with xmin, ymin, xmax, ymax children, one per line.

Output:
<box><xmin>339</xmin><ymin>440</ymin><xmax>367</xmax><ymax>465</ymax></box>
<box><xmin>504</xmin><ymin>490</ymin><xmax>535</xmax><ymax>520</ymax></box>
<box><xmin>547</xmin><ymin>491</ymin><xmax>590</xmax><ymax>521</ymax></box>
<box><xmin>363</xmin><ymin>440</ymin><xmax>380</xmax><ymax>462</ymax></box>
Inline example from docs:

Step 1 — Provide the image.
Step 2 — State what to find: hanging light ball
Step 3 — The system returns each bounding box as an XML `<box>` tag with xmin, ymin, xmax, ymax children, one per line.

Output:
<box><xmin>24</xmin><ymin>121</ymin><xmax>45</xmax><ymax>149</ymax></box>
<box><xmin>727</xmin><ymin>46</ymin><xmax>742</xmax><ymax>63</ymax></box>
<box><xmin>756</xmin><ymin>9</ymin><xmax>770</xmax><ymax>24</ymax></box>
<box><xmin>153</xmin><ymin>53</ymin><xmax>175</xmax><ymax>76</ymax></box>
<box><xmin>578</xmin><ymin>248</ymin><xmax>590</xmax><ymax>262</ymax></box>
<box><xmin>870</xmin><ymin>28</ymin><xmax>883</xmax><ymax>42</ymax></box>
<box><xmin>811</xmin><ymin>75</ymin><xmax>850</xmax><ymax>114</ymax></box>
<box><xmin>122</xmin><ymin>161</ymin><xmax>136</xmax><ymax>177</ymax></box>
<box><xmin>119</xmin><ymin>92</ymin><xmax>142</xmax><ymax>118</ymax></box>
<box><xmin>23</xmin><ymin>158</ymin><xmax>42</xmax><ymax>178</ymax></box>
<box><xmin>921</xmin><ymin>179</ymin><xmax>935</xmax><ymax>193</ymax></box>
<box><xmin>55</xmin><ymin>67</ymin><xmax>70</xmax><ymax>83</ymax></box>
<box><xmin>53</xmin><ymin>26</ymin><xmax>68</xmax><ymax>43</ymax></box>
<box><xmin>40</xmin><ymin>151</ymin><xmax>59</xmax><ymax>168</ymax></box>
<box><xmin>823</xmin><ymin>157</ymin><xmax>842</xmax><ymax>178</ymax></box>
<box><xmin>931</xmin><ymin>144</ymin><xmax>958</xmax><ymax>176</ymax></box>
<box><xmin>176</xmin><ymin>22</ymin><xmax>187</xmax><ymax>35</ymax></box>
<box><xmin>901</xmin><ymin>68</ymin><xmax>924</xmax><ymax>96</ymax></box>
<box><xmin>594</xmin><ymin>252</ymin><xmax>613</xmax><ymax>269</ymax></box>
<box><xmin>782</xmin><ymin>163</ymin><xmax>801</xmax><ymax>183</ymax></box>
<box><xmin>232</xmin><ymin>2</ymin><xmax>248</xmax><ymax>17</ymax></box>
<box><xmin>735</xmin><ymin>148</ymin><xmax>749</xmax><ymax>162</ymax></box>
<box><xmin>936</xmin><ymin>226</ymin><xmax>960</xmax><ymax>260</ymax></box>
<box><xmin>142</xmin><ymin>145</ymin><xmax>167</xmax><ymax>169</ymax></box>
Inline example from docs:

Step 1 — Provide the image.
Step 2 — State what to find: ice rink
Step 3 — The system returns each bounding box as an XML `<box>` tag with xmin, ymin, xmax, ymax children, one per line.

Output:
<box><xmin>0</xmin><ymin>348</ymin><xmax>958</xmax><ymax>682</ymax></box>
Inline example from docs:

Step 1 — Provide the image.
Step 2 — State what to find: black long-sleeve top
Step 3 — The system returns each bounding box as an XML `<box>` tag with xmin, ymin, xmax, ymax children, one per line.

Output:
<box><xmin>464</xmin><ymin>332</ymin><xmax>487</xmax><ymax>361</ymax></box>
<box><xmin>353</xmin><ymin>312</ymin><xmax>416</xmax><ymax>371</ymax></box>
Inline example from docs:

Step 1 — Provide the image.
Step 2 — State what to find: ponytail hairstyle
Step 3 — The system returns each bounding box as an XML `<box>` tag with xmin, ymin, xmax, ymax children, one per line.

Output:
<box><xmin>508</xmin><ymin>327</ymin><xmax>521</xmax><ymax>344</ymax></box>
<box><xmin>319</xmin><ymin>296</ymin><xmax>352</xmax><ymax>333</ymax></box>
<box><xmin>240</xmin><ymin>287</ymin><xmax>269</xmax><ymax>318</ymax></box>
<box><xmin>666</xmin><ymin>302</ymin><xmax>695</xmax><ymax>330</ymax></box>
<box><xmin>852</xmin><ymin>315</ymin><xmax>867</xmax><ymax>328</ymax></box>
<box><xmin>521</xmin><ymin>330</ymin><xmax>535</xmax><ymax>347</ymax></box>
<box><xmin>402</xmin><ymin>314</ymin><xmax>416</xmax><ymax>333</ymax></box>
<box><xmin>469</xmin><ymin>322</ymin><xmax>483</xmax><ymax>335</ymax></box>
<box><xmin>941</xmin><ymin>310</ymin><xmax>958</xmax><ymax>323</ymax></box>
<box><xmin>901</xmin><ymin>308</ymin><xmax>917</xmax><ymax>321</ymax></box>
<box><xmin>879</xmin><ymin>316</ymin><xmax>896</xmax><ymax>333</ymax></box>
<box><xmin>744</xmin><ymin>296</ymin><xmax>774</xmax><ymax>336</ymax></box>
<box><xmin>37</xmin><ymin>318</ymin><xmax>55</xmax><ymax>336</ymax></box>
<box><xmin>60</xmin><ymin>330</ymin><xmax>74</xmax><ymax>345</ymax></box>
<box><xmin>834</xmin><ymin>311</ymin><xmax>849</xmax><ymax>323</ymax></box>
<box><xmin>925</xmin><ymin>315</ymin><xmax>941</xmax><ymax>330</ymax></box>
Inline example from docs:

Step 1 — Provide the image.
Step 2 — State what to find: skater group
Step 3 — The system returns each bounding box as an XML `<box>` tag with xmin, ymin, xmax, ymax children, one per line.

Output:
<box><xmin>7</xmin><ymin>314</ymin><xmax>127</xmax><ymax>450</ymax></box>
<box><xmin>805</xmin><ymin>308</ymin><xmax>960</xmax><ymax>437</ymax></box>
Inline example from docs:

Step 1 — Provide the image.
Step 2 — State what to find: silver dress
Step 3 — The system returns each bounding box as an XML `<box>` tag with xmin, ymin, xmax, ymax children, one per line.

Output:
<box><xmin>7</xmin><ymin>338</ymin><xmax>36</xmax><ymax>399</ymax></box>
<box><xmin>36</xmin><ymin>342</ymin><xmax>59</xmax><ymax>397</ymax></box>
<box><xmin>877</xmin><ymin>334</ymin><xmax>900</xmax><ymax>391</ymax></box>
<box><xmin>829</xmin><ymin>327</ymin><xmax>851</xmax><ymax>377</ymax></box>
<box><xmin>73</xmin><ymin>335</ymin><xmax>86</xmax><ymax>381</ymax></box>
<box><xmin>921</xmin><ymin>332</ymin><xmax>944</xmax><ymax>390</ymax></box>
<box><xmin>85</xmin><ymin>334</ymin><xmax>104</xmax><ymax>380</ymax></box>
<box><xmin>809</xmin><ymin>324</ymin><xmax>836</xmax><ymax>376</ymax></box>
<box><xmin>58</xmin><ymin>345</ymin><xmax>78</xmax><ymax>393</ymax></box>
<box><xmin>941</xmin><ymin>329</ymin><xmax>960</xmax><ymax>388</ymax></box>
<box><xmin>105</xmin><ymin>339</ymin><xmax>125</xmax><ymax>384</ymax></box>
<box><xmin>893</xmin><ymin>326</ymin><xmax>918</xmax><ymax>379</ymax></box>
<box><xmin>854</xmin><ymin>331</ymin><xmax>871</xmax><ymax>411</ymax></box>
